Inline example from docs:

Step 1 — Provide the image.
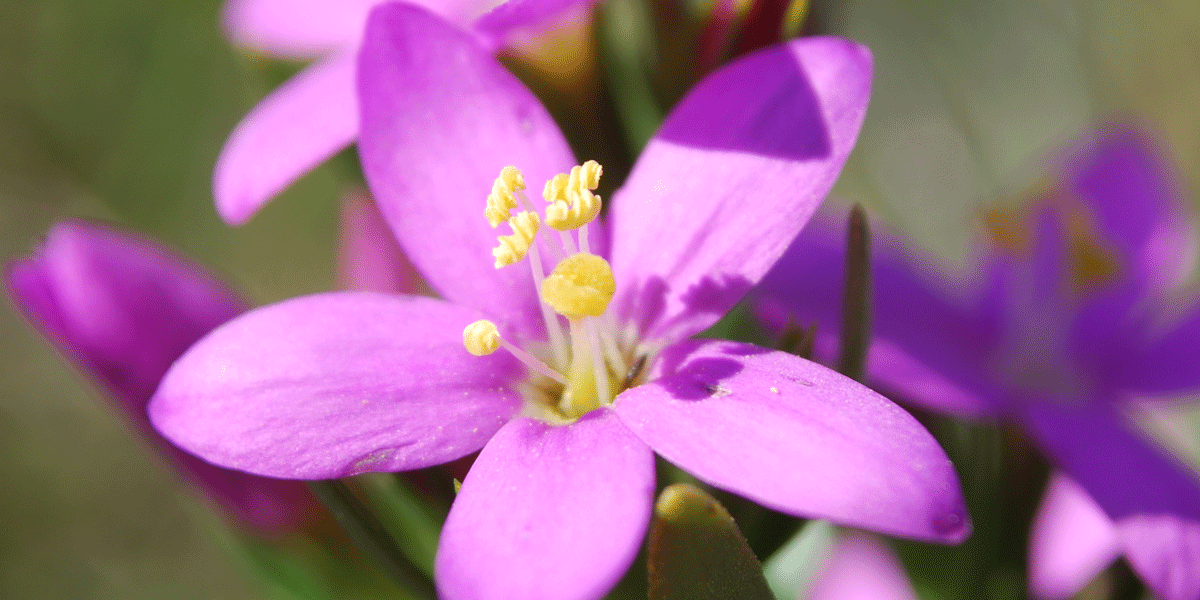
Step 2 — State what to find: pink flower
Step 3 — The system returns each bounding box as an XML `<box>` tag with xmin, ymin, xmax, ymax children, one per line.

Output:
<box><xmin>153</xmin><ymin>5</ymin><xmax>969</xmax><ymax>599</ymax></box>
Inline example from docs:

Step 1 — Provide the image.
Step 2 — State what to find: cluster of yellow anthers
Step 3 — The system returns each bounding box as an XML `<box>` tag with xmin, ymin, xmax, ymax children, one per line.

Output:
<box><xmin>543</xmin><ymin>160</ymin><xmax>602</xmax><ymax>230</ymax></box>
<box><xmin>465</xmin><ymin>161</ymin><xmax>625</xmax><ymax>420</ymax></box>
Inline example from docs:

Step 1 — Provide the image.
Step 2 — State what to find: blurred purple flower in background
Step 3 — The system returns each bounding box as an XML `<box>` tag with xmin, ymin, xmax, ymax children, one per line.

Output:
<box><xmin>215</xmin><ymin>0</ymin><xmax>595</xmax><ymax>225</ymax></box>
<box><xmin>805</xmin><ymin>531</ymin><xmax>917</xmax><ymax>600</ymax></box>
<box><xmin>756</xmin><ymin>126</ymin><xmax>1200</xmax><ymax>600</ymax></box>
<box><xmin>150</xmin><ymin>4</ymin><xmax>970</xmax><ymax>599</ymax></box>
<box><xmin>1032</xmin><ymin>472</ymin><xmax>1200</xmax><ymax>600</ymax></box>
<box><xmin>5</xmin><ymin>222</ymin><xmax>313</xmax><ymax>535</ymax></box>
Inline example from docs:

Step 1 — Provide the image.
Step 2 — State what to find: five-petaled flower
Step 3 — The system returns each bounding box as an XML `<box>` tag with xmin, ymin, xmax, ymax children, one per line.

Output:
<box><xmin>756</xmin><ymin>127</ymin><xmax>1200</xmax><ymax>600</ymax></box>
<box><xmin>152</xmin><ymin>4</ymin><xmax>969</xmax><ymax>599</ymax></box>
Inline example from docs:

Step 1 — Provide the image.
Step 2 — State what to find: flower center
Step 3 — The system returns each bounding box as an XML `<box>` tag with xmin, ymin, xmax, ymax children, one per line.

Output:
<box><xmin>984</xmin><ymin>198</ymin><xmax>1118</xmax><ymax>400</ymax></box>
<box><xmin>463</xmin><ymin>162</ymin><xmax>644</xmax><ymax>422</ymax></box>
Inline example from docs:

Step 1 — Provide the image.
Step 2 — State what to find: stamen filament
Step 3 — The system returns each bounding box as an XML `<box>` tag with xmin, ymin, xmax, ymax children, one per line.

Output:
<box><xmin>578</xmin><ymin>225</ymin><xmax>590</xmax><ymax>255</ymax></box>
<box><xmin>558</xmin><ymin>230</ymin><xmax>578</xmax><ymax>256</ymax></box>
<box><xmin>500</xmin><ymin>338</ymin><xmax>568</xmax><ymax>385</ymax></box>
<box><xmin>524</xmin><ymin>242</ymin><xmax>569</xmax><ymax>370</ymax></box>
<box><xmin>586</xmin><ymin>318</ymin><xmax>611</xmax><ymax>406</ymax></box>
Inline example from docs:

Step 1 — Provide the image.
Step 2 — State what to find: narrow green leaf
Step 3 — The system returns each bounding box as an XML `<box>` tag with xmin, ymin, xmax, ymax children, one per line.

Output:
<box><xmin>836</xmin><ymin>204</ymin><xmax>872</xmax><ymax>382</ymax></box>
<box><xmin>306</xmin><ymin>480</ymin><xmax>436</xmax><ymax>600</ymax></box>
<box><xmin>647</xmin><ymin>483</ymin><xmax>774</xmax><ymax>600</ymax></box>
<box><xmin>355</xmin><ymin>474</ymin><xmax>447</xmax><ymax>578</ymax></box>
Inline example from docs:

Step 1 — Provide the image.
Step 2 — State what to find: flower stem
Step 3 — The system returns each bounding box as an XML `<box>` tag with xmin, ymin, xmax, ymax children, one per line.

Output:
<box><xmin>307</xmin><ymin>480</ymin><xmax>437</xmax><ymax>599</ymax></box>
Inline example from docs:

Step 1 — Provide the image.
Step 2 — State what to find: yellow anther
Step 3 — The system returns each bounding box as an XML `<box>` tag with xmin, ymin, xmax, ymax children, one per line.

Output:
<box><xmin>463</xmin><ymin>320</ymin><xmax>501</xmax><ymax>356</ymax></box>
<box><xmin>543</xmin><ymin>160</ymin><xmax>603</xmax><ymax>230</ymax></box>
<box><xmin>485</xmin><ymin>166</ymin><xmax>527</xmax><ymax>227</ymax></box>
<box><xmin>540</xmin><ymin>252</ymin><xmax>615</xmax><ymax>319</ymax></box>
<box><xmin>493</xmin><ymin>211</ymin><xmax>541</xmax><ymax>268</ymax></box>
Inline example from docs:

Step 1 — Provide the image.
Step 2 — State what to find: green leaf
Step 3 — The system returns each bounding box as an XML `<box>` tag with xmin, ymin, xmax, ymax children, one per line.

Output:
<box><xmin>647</xmin><ymin>483</ymin><xmax>774</xmax><ymax>600</ymax></box>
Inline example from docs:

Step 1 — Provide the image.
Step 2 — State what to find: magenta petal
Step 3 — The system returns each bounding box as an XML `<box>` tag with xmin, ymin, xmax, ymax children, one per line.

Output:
<box><xmin>608</xmin><ymin>37</ymin><xmax>871</xmax><ymax>343</ymax></box>
<box><xmin>1064</xmin><ymin>127</ymin><xmax>1195</xmax><ymax>292</ymax></box>
<box><xmin>358</xmin><ymin>3</ymin><xmax>576</xmax><ymax>337</ymax></box>
<box><xmin>7</xmin><ymin>222</ymin><xmax>312</xmax><ymax>534</ymax></box>
<box><xmin>1017</xmin><ymin>399</ymin><xmax>1200</xmax><ymax>522</ymax></box>
<box><xmin>150</xmin><ymin>293</ymin><xmax>523</xmax><ymax>479</ymax></box>
<box><xmin>1105</xmin><ymin>303</ymin><xmax>1200</xmax><ymax>395</ymax></box>
<box><xmin>214</xmin><ymin>52</ymin><xmax>357</xmax><ymax>225</ymax></box>
<box><xmin>222</xmin><ymin>0</ymin><xmax>379</xmax><ymax>58</ymax></box>
<box><xmin>613</xmin><ymin>340</ymin><xmax>970</xmax><ymax>543</ymax></box>
<box><xmin>1028</xmin><ymin>473</ymin><xmax>1122</xmax><ymax>600</ymax></box>
<box><xmin>436</xmin><ymin>410</ymin><xmax>655</xmax><ymax>600</ymax></box>
<box><xmin>806</xmin><ymin>532</ymin><xmax>917</xmax><ymax>600</ymax></box>
<box><xmin>1119</xmin><ymin>515</ymin><xmax>1200</xmax><ymax>600</ymax></box>
<box><xmin>9</xmin><ymin>222</ymin><xmax>246</xmax><ymax>403</ymax></box>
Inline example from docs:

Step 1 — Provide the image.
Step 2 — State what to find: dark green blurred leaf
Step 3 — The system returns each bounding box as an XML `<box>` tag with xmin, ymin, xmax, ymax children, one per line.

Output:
<box><xmin>836</xmin><ymin>204</ymin><xmax>871</xmax><ymax>382</ymax></box>
<box><xmin>307</xmin><ymin>480</ymin><xmax>436</xmax><ymax>600</ymax></box>
<box><xmin>354</xmin><ymin>474</ymin><xmax>447</xmax><ymax>578</ymax></box>
<box><xmin>647</xmin><ymin>483</ymin><xmax>774</xmax><ymax>600</ymax></box>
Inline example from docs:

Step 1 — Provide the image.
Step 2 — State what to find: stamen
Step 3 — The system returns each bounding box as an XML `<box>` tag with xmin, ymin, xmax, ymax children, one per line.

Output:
<box><xmin>463</xmin><ymin>320</ymin><xmax>567</xmax><ymax>385</ymax></box>
<box><xmin>463</xmin><ymin>320</ymin><xmax>501</xmax><ymax>356</ymax></box>
<box><xmin>493</xmin><ymin>210</ymin><xmax>540</xmax><ymax>268</ymax></box>
<box><xmin>544</xmin><ymin>161</ymin><xmax>603</xmax><ymax>231</ymax></box>
<box><xmin>485</xmin><ymin>166</ymin><xmax>525</xmax><ymax>227</ymax></box>
<box><xmin>540</xmin><ymin>253</ymin><xmax>616</xmax><ymax>319</ymax></box>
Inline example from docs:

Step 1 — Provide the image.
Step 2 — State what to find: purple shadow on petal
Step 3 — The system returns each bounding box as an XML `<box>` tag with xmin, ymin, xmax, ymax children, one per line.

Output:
<box><xmin>6</xmin><ymin>221</ymin><xmax>313</xmax><ymax>534</ymax></box>
<box><xmin>608</xmin><ymin>37</ymin><xmax>872</xmax><ymax>344</ymax></box>
<box><xmin>436</xmin><ymin>409</ymin><xmax>655</xmax><ymax>600</ymax></box>
<box><xmin>1119</xmin><ymin>515</ymin><xmax>1200</xmax><ymax>600</ymax></box>
<box><xmin>656</xmin><ymin>41</ymin><xmax>829</xmax><ymax>160</ymax></box>
<box><xmin>615</xmin><ymin>340</ymin><xmax>971</xmax><ymax>544</ymax></box>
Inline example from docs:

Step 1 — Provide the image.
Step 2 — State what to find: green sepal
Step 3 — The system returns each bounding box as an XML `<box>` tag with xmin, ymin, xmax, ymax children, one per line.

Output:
<box><xmin>647</xmin><ymin>483</ymin><xmax>775</xmax><ymax>600</ymax></box>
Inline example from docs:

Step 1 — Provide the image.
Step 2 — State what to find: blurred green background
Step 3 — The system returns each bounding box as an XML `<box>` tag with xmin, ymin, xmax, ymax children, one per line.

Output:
<box><xmin>1</xmin><ymin>0</ymin><xmax>1198</xmax><ymax>597</ymax></box>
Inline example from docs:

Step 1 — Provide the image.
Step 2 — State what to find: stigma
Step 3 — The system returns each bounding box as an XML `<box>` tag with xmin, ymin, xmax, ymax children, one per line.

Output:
<box><xmin>463</xmin><ymin>162</ymin><xmax>637</xmax><ymax>421</ymax></box>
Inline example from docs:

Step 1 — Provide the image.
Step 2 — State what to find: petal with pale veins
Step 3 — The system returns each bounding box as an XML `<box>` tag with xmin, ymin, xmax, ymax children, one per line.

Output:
<box><xmin>613</xmin><ymin>340</ymin><xmax>970</xmax><ymax>544</ymax></box>
<box><xmin>436</xmin><ymin>409</ymin><xmax>655</xmax><ymax>600</ymax></box>
<box><xmin>358</xmin><ymin>3</ymin><xmax>579</xmax><ymax>338</ymax></box>
<box><xmin>150</xmin><ymin>293</ymin><xmax>523</xmax><ymax>479</ymax></box>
